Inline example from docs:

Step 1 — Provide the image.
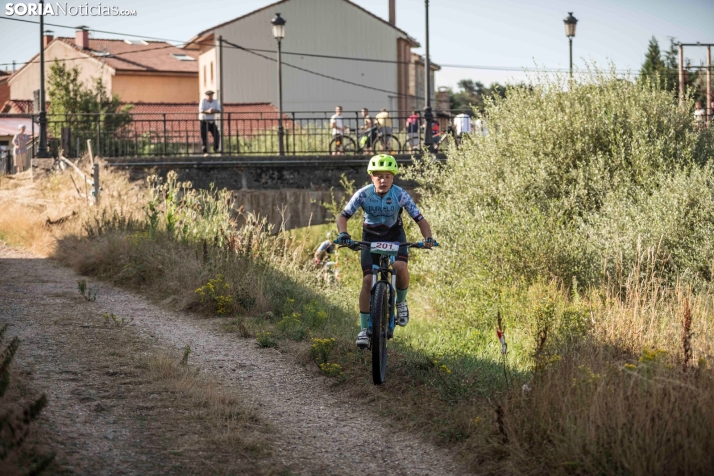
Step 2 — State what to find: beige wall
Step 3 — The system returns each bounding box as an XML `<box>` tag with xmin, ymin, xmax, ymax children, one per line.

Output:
<box><xmin>9</xmin><ymin>41</ymin><xmax>112</xmax><ymax>101</ymax></box>
<box><xmin>198</xmin><ymin>45</ymin><xmax>217</xmax><ymax>98</ymax></box>
<box><xmin>212</xmin><ymin>0</ymin><xmax>408</xmax><ymax>113</ymax></box>
<box><xmin>113</xmin><ymin>74</ymin><xmax>199</xmax><ymax>103</ymax></box>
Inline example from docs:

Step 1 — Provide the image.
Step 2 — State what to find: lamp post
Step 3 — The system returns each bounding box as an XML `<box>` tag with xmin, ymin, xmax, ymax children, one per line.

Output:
<box><xmin>423</xmin><ymin>0</ymin><xmax>434</xmax><ymax>153</ymax></box>
<box><xmin>563</xmin><ymin>12</ymin><xmax>578</xmax><ymax>78</ymax></box>
<box><xmin>271</xmin><ymin>13</ymin><xmax>286</xmax><ymax>156</ymax></box>
<box><xmin>36</xmin><ymin>0</ymin><xmax>50</xmax><ymax>158</ymax></box>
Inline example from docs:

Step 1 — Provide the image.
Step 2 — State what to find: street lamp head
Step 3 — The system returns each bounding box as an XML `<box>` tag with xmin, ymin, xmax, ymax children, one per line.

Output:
<box><xmin>564</xmin><ymin>12</ymin><xmax>577</xmax><ymax>38</ymax></box>
<box><xmin>271</xmin><ymin>13</ymin><xmax>286</xmax><ymax>40</ymax></box>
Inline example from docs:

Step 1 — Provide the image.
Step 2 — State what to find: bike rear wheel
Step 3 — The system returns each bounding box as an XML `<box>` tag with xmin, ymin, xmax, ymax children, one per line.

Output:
<box><xmin>328</xmin><ymin>135</ymin><xmax>355</xmax><ymax>155</ymax></box>
<box><xmin>371</xmin><ymin>281</ymin><xmax>390</xmax><ymax>385</ymax></box>
<box><xmin>375</xmin><ymin>135</ymin><xmax>401</xmax><ymax>155</ymax></box>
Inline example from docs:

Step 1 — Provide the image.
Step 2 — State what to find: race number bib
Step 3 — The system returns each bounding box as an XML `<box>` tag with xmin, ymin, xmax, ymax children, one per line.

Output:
<box><xmin>370</xmin><ymin>242</ymin><xmax>400</xmax><ymax>256</ymax></box>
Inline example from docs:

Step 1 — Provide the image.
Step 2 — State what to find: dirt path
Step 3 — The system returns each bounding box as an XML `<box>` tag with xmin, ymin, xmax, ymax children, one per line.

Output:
<box><xmin>0</xmin><ymin>244</ymin><xmax>468</xmax><ymax>476</ymax></box>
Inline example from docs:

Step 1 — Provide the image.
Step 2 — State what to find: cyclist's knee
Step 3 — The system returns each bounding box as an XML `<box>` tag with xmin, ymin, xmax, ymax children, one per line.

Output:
<box><xmin>392</xmin><ymin>261</ymin><xmax>408</xmax><ymax>274</ymax></box>
<box><xmin>362</xmin><ymin>275</ymin><xmax>372</xmax><ymax>288</ymax></box>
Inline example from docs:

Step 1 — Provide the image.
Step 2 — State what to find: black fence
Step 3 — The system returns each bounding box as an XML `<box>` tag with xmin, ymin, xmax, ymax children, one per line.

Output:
<box><xmin>1</xmin><ymin>110</ymin><xmax>480</xmax><ymax>159</ymax></box>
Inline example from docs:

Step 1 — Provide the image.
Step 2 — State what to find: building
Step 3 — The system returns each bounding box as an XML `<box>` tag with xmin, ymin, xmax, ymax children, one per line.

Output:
<box><xmin>7</xmin><ymin>28</ymin><xmax>199</xmax><ymax>105</ymax></box>
<box><xmin>0</xmin><ymin>71</ymin><xmax>11</xmax><ymax>108</ymax></box>
<box><xmin>186</xmin><ymin>0</ymin><xmax>439</xmax><ymax>115</ymax></box>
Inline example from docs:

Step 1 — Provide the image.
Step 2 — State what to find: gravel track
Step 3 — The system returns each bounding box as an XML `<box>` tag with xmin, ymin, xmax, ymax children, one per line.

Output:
<box><xmin>0</xmin><ymin>244</ymin><xmax>468</xmax><ymax>475</ymax></box>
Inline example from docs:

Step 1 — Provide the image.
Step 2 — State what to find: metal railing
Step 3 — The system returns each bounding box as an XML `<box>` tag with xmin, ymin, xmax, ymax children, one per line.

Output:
<box><xmin>0</xmin><ymin>110</ymin><xmax>475</xmax><ymax>159</ymax></box>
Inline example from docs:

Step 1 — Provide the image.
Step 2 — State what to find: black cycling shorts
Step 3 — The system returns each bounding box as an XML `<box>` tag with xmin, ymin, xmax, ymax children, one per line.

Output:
<box><xmin>361</xmin><ymin>226</ymin><xmax>408</xmax><ymax>276</ymax></box>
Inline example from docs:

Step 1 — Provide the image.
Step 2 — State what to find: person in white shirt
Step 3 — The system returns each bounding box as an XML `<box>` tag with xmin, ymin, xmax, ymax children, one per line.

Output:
<box><xmin>453</xmin><ymin>113</ymin><xmax>472</xmax><ymax>137</ymax></box>
<box><xmin>199</xmin><ymin>90</ymin><xmax>221</xmax><ymax>154</ymax></box>
<box><xmin>12</xmin><ymin>125</ymin><xmax>29</xmax><ymax>173</ymax></box>
<box><xmin>694</xmin><ymin>101</ymin><xmax>706</xmax><ymax>128</ymax></box>
<box><xmin>473</xmin><ymin>113</ymin><xmax>489</xmax><ymax>137</ymax></box>
<box><xmin>330</xmin><ymin>105</ymin><xmax>345</xmax><ymax>155</ymax></box>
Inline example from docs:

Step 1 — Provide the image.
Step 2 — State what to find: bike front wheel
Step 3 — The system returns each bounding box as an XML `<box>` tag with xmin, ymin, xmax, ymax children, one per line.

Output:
<box><xmin>375</xmin><ymin>135</ymin><xmax>401</xmax><ymax>155</ymax></box>
<box><xmin>328</xmin><ymin>135</ymin><xmax>355</xmax><ymax>155</ymax></box>
<box><xmin>370</xmin><ymin>281</ymin><xmax>390</xmax><ymax>385</ymax></box>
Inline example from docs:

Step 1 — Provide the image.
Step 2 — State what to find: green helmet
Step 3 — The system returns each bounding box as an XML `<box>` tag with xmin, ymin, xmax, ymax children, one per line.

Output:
<box><xmin>367</xmin><ymin>154</ymin><xmax>399</xmax><ymax>175</ymax></box>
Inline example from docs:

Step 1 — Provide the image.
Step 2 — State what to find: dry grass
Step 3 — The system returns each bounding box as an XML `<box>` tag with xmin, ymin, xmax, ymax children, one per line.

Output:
<box><xmin>0</xmin><ymin>202</ymin><xmax>56</xmax><ymax>256</ymax></box>
<box><xmin>0</xmin><ymin>157</ymin><xmax>144</xmax><ymax>257</ymax></box>
<box><xmin>468</xmin><ymin>257</ymin><xmax>714</xmax><ymax>476</ymax></box>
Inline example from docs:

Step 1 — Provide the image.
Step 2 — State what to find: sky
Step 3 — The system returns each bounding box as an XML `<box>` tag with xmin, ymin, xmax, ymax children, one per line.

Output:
<box><xmin>1</xmin><ymin>0</ymin><xmax>713</xmax><ymax>91</ymax></box>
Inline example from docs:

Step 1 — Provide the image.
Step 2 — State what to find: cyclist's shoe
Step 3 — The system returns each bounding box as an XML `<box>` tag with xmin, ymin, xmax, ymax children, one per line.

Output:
<box><xmin>356</xmin><ymin>329</ymin><xmax>369</xmax><ymax>349</ymax></box>
<box><xmin>396</xmin><ymin>301</ymin><xmax>409</xmax><ymax>326</ymax></box>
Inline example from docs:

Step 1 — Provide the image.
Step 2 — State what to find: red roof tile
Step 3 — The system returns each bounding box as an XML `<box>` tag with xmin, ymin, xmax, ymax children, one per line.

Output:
<box><xmin>56</xmin><ymin>38</ymin><xmax>199</xmax><ymax>74</ymax></box>
<box><xmin>1</xmin><ymin>99</ymin><xmax>33</xmax><ymax>114</ymax></box>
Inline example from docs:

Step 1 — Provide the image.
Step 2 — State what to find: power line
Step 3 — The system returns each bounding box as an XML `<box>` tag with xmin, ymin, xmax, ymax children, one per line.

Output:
<box><xmin>220</xmin><ymin>38</ymin><xmax>423</xmax><ymax>100</ymax></box>
<box><xmin>1</xmin><ymin>15</ymin><xmax>709</xmax><ymax>83</ymax></box>
<box><xmin>0</xmin><ymin>15</ymin><xmax>626</xmax><ymax>74</ymax></box>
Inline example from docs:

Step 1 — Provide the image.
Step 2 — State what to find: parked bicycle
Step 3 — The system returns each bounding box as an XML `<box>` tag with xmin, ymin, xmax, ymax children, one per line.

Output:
<box><xmin>338</xmin><ymin>239</ymin><xmax>439</xmax><ymax>384</ymax></box>
<box><xmin>329</xmin><ymin>126</ymin><xmax>402</xmax><ymax>155</ymax></box>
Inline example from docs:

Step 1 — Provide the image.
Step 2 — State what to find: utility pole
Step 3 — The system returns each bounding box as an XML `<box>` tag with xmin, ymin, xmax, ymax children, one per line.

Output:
<box><xmin>707</xmin><ymin>45</ymin><xmax>712</xmax><ymax>122</ymax></box>
<box><xmin>218</xmin><ymin>35</ymin><xmax>224</xmax><ymax>155</ymax></box>
<box><xmin>423</xmin><ymin>0</ymin><xmax>434</xmax><ymax>153</ymax></box>
<box><xmin>678</xmin><ymin>43</ymin><xmax>685</xmax><ymax>106</ymax></box>
<box><xmin>36</xmin><ymin>0</ymin><xmax>50</xmax><ymax>158</ymax></box>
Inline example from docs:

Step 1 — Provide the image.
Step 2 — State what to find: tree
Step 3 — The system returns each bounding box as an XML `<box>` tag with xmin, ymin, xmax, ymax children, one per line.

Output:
<box><xmin>639</xmin><ymin>36</ymin><xmax>704</xmax><ymax>102</ymax></box>
<box><xmin>47</xmin><ymin>61</ymin><xmax>132</xmax><ymax>156</ymax></box>
<box><xmin>449</xmin><ymin>79</ymin><xmax>506</xmax><ymax>113</ymax></box>
<box><xmin>640</xmin><ymin>36</ymin><xmax>666</xmax><ymax>88</ymax></box>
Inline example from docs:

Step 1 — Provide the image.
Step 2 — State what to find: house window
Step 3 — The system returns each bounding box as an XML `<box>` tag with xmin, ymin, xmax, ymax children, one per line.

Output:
<box><xmin>203</xmin><ymin>65</ymin><xmax>207</xmax><ymax>87</ymax></box>
<box><xmin>210</xmin><ymin>61</ymin><xmax>214</xmax><ymax>83</ymax></box>
<box><xmin>171</xmin><ymin>53</ymin><xmax>196</xmax><ymax>61</ymax></box>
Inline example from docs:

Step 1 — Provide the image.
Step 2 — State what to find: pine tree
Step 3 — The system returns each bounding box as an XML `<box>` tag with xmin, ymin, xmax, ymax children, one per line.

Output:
<box><xmin>640</xmin><ymin>37</ymin><xmax>664</xmax><ymax>82</ymax></box>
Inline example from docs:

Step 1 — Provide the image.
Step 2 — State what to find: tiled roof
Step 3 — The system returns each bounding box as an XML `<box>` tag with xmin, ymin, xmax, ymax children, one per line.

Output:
<box><xmin>1</xmin><ymin>99</ymin><xmax>33</xmax><ymax>114</ymax></box>
<box><xmin>56</xmin><ymin>38</ymin><xmax>199</xmax><ymax>73</ymax></box>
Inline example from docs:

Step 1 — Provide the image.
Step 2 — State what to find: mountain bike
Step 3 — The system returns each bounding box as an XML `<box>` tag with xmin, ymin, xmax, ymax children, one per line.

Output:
<box><xmin>338</xmin><ymin>239</ymin><xmax>439</xmax><ymax>384</ymax></box>
<box><xmin>329</xmin><ymin>126</ymin><xmax>402</xmax><ymax>155</ymax></box>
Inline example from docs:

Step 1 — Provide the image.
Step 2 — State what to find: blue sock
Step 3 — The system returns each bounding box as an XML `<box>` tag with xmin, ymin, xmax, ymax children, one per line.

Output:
<box><xmin>396</xmin><ymin>288</ymin><xmax>408</xmax><ymax>303</ymax></box>
<box><xmin>360</xmin><ymin>312</ymin><xmax>370</xmax><ymax>329</ymax></box>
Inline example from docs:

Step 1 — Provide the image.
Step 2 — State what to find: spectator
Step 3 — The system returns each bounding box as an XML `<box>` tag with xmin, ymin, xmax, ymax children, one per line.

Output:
<box><xmin>375</xmin><ymin>108</ymin><xmax>393</xmax><ymax>147</ymax></box>
<box><xmin>473</xmin><ymin>113</ymin><xmax>489</xmax><ymax>136</ymax></box>
<box><xmin>453</xmin><ymin>112</ymin><xmax>472</xmax><ymax>137</ymax></box>
<box><xmin>406</xmin><ymin>110</ymin><xmax>420</xmax><ymax>152</ymax></box>
<box><xmin>330</xmin><ymin>105</ymin><xmax>344</xmax><ymax>155</ymax></box>
<box><xmin>694</xmin><ymin>101</ymin><xmax>706</xmax><ymax>126</ymax></box>
<box><xmin>360</xmin><ymin>108</ymin><xmax>373</xmax><ymax>132</ymax></box>
<box><xmin>12</xmin><ymin>124</ymin><xmax>29</xmax><ymax>173</ymax></box>
<box><xmin>360</xmin><ymin>108</ymin><xmax>375</xmax><ymax>153</ymax></box>
<box><xmin>199</xmin><ymin>90</ymin><xmax>221</xmax><ymax>155</ymax></box>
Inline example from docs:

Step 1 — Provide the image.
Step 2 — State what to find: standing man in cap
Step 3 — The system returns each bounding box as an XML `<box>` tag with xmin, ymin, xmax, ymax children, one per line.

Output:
<box><xmin>199</xmin><ymin>90</ymin><xmax>221</xmax><ymax>155</ymax></box>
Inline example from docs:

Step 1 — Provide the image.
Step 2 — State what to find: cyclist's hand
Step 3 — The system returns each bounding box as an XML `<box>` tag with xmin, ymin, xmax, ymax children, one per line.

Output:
<box><xmin>423</xmin><ymin>237</ymin><xmax>435</xmax><ymax>249</ymax></box>
<box><xmin>313</xmin><ymin>258</ymin><xmax>321</xmax><ymax>265</ymax></box>
<box><xmin>335</xmin><ymin>232</ymin><xmax>352</xmax><ymax>245</ymax></box>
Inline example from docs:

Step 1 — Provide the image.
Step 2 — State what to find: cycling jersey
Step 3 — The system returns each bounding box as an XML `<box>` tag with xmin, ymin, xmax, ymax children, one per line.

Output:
<box><xmin>341</xmin><ymin>184</ymin><xmax>423</xmax><ymax>234</ymax></box>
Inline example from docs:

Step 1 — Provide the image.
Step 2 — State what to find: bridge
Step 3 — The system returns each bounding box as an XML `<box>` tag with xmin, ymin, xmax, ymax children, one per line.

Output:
<box><xmin>106</xmin><ymin>154</ymin><xmax>441</xmax><ymax>231</ymax></box>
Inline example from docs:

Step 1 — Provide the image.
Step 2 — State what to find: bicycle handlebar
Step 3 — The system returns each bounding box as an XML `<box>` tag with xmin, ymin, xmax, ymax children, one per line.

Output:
<box><xmin>333</xmin><ymin>239</ymin><xmax>439</xmax><ymax>249</ymax></box>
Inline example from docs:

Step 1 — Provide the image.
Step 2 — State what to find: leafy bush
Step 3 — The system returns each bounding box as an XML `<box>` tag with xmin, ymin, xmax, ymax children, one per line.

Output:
<box><xmin>412</xmin><ymin>69</ymin><xmax>714</xmax><ymax>291</ymax></box>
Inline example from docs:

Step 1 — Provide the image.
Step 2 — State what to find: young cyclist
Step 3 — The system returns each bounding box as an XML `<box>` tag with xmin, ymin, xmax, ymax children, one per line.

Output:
<box><xmin>335</xmin><ymin>154</ymin><xmax>434</xmax><ymax>347</ymax></box>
